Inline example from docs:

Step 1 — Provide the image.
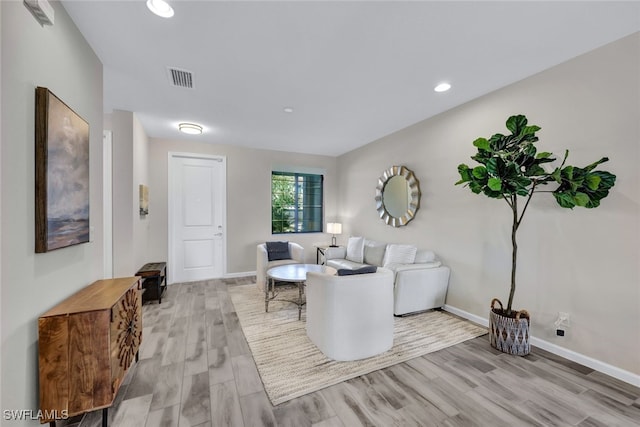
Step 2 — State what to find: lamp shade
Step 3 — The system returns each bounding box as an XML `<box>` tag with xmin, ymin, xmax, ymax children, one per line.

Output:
<box><xmin>326</xmin><ymin>223</ymin><xmax>342</xmax><ymax>234</ymax></box>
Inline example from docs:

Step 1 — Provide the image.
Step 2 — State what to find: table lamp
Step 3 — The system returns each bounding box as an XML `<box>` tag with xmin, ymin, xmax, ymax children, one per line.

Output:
<box><xmin>326</xmin><ymin>222</ymin><xmax>342</xmax><ymax>247</ymax></box>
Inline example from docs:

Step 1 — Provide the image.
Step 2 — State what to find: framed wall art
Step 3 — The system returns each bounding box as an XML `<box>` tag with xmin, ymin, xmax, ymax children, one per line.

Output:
<box><xmin>35</xmin><ymin>87</ymin><xmax>90</xmax><ymax>253</ymax></box>
<box><xmin>139</xmin><ymin>184</ymin><xmax>149</xmax><ymax>216</ymax></box>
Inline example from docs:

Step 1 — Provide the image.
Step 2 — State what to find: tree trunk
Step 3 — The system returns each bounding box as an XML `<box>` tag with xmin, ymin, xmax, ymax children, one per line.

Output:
<box><xmin>507</xmin><ymin>196</ymin><xmax>518</xmax><ymax>314</ymax></box>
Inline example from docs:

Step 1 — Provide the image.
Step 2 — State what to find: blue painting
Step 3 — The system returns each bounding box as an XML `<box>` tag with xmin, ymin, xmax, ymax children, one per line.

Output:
<box><xmin>35</xmin><ymin>87</ymin><xmax>90</xmax><ymax>252</ymax></box>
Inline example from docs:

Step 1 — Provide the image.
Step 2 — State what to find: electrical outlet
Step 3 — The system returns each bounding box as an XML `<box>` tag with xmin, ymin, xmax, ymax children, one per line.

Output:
<box><xmin>556</xmin><ymin>329</ymin><xmax>565</xmax><ymax>337</ymax></box>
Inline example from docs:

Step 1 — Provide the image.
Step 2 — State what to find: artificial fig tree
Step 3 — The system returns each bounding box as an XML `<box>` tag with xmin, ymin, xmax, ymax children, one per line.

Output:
<box><xmin>456</xmin><ymin>115</ymin><xmax>616</xmax><ymax>315</ymax></box>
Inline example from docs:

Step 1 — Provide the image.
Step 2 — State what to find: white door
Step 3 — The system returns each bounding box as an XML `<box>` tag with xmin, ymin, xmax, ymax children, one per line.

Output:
<box><xmin>169</xmin><ymin>153</ymin><xmax>226</xmax><ymax>283</ymax></box>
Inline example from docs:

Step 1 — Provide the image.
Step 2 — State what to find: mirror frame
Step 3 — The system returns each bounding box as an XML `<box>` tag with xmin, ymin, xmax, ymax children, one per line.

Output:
<box><xmin>375</xmin><ymin>165</ymin><xmax>421</xmax><ymax>227</ymax></box>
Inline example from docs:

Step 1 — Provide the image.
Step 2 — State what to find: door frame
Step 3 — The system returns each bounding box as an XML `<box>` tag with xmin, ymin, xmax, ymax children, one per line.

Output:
<box><xmin>167</xmin><ymin>152</ymin><xmax>227</xmax><ymax>284</ymax></box>
<box><xmin>103</xmin><ymin>130</ymin><xmax>113</xmax><ymax>279</ymax></box>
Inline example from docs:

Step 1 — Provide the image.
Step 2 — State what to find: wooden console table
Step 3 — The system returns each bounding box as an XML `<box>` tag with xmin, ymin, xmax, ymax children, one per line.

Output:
<box><xmin>136</xmin><ymin>262</ymin><xmax>167</xmax><ymax>304</ymax></box>
<box><xmin>38</xmin><ymin>277</ymin><xmax>142</xmax><ymax>426</ymax></box>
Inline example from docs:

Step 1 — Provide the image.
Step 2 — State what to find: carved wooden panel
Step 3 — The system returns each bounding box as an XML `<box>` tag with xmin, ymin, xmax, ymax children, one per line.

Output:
<box><xmin>110</xmin><ymin>287</ymin><xmax>142</xmax><ymax>393</ymax></box>
<box><xmin>38</xmin><ymin>277</ymin><xmax>141</xmax><ymax>423</ymax></box>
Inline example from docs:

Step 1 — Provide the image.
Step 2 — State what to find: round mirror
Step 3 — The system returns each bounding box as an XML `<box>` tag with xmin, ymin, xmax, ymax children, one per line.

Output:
<box><xmin>375</xmin><ymin>166</ymin><xmax>421</xmax><ymax>227</ymax></box>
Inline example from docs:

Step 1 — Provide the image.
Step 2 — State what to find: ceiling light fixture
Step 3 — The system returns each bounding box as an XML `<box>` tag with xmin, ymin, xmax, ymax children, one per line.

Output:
<box><xmin>178</xmin><ymin>123</ymin><xmax>203</xmax><ymax>135</ymax></box>
<box><xmin>283</xmin><ymin>107</ymin><xmax>294</xmax><ymax>113</ymax></box>
<box><xmin>434</xmin><ymin>82</ymin><xmax>452</xmax><ymax>92</ymax></box>
<box><xmin>146</xmin><ymin>0</ymin><xmax>174</xmax><ymax>18</ymax></box>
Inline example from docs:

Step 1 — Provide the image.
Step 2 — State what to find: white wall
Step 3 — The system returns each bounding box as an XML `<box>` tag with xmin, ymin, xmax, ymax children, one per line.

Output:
<box><xmin>110</xmin><ymin>111</ymin><xmax>134</xmax><ymax>276</ymax></box>
<box><xmin>1</xmin><ymin>1</ymin><xmax>104</xmax><ymax>424</ymax></box>
<box><xmin>148</xmin><ymin>138</ymin><xmax>338</xmax><ymax>276</ymax></box>
<box><xmin>132</xmin><ymin>114</ymin><xmax>150</xmax><ymax>270</ymax></box>
<box><xmin>109</xmin><ymin>110</ymin><xmax>150</xmax><ymax>276</ymax></box>
<box><xmin>337</xmin><ymin>33</ymin><xmax>640</xmax><ymax>375</ymax></box>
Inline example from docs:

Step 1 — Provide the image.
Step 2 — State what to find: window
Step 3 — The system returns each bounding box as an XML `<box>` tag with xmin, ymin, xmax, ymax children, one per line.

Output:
<box><xmin>271</xmin><ymin>171</ymin><xmax>323</xmax><ymax>234</ymax></box>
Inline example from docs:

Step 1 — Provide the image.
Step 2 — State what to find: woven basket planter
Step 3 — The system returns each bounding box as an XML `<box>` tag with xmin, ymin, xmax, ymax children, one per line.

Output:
<box><xmin>489</xmin><ymin>298</ymin><xmax>531</xmax><ymax>356</ymax></box>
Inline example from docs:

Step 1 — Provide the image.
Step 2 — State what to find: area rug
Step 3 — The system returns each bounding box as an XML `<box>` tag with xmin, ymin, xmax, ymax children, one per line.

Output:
<box><xmin>228</xmin><ymin>284</ymin><xmax>487</xmax><ymax>405</ymax></box>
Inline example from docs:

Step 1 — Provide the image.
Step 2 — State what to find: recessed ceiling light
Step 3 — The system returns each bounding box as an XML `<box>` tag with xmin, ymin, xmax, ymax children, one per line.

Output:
<box><xmin>178</xmin><ymin>123</ymin><xmax>202</xmax><ymax>135</ymax></box>
<box><xmin>283</xmin><ymin>107</ymin><xmax>294</xmax><ymax>113</ymax></box>
<box><xmin>147</xmin><ymin>0</ymin><xmax>174</xmax><ymax>18</ymax></box>
<box><xmin>434</xmin><ymin>82</ymin><xmax>451</xmax><ymax>93</ymax></box>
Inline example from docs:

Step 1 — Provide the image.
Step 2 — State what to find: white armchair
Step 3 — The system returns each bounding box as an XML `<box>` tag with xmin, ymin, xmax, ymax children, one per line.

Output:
<box><xmin>256</xmin><ymin>242</ymin><xmax>304</xmax><ymax>291</ymax></box>
<box><xmin>305</xmin><ymin>268</ymin><xmax>394</xmax><ymax>361</ymax></box>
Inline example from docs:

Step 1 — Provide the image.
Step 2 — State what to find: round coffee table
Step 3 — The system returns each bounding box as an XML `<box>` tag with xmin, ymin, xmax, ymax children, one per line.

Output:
<box><xmin>266</xmin><ymin>264</ymin><xmax>337</xmax><ymax>320</ymax></box>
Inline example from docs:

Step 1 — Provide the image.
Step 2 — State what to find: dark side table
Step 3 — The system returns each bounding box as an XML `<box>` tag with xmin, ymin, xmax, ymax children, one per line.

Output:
<box><xmin>136</xmin><ymin>262</ymin><xmax>167</xmax><ymax>304</ymax></box>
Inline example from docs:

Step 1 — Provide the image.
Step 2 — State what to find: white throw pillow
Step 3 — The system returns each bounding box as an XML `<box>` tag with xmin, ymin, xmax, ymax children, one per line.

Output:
<box><xmin>345</xmin><ymin>236</ymin><xmax>365</xmax><ymax>263</ymax></box>
<box><xmin>383</xmin><ymin>244</ymin><xmax>417</xmax><ymax>267</ymax></box>
<box><xmin>414</xmin><ymin>249</ymin><xmax>436</xmax><ymax>263</ymax></box>
<box><xmin>363</xmin><ymin>240</ymin><xmax>387</xmax><ymax>266</ymax></box>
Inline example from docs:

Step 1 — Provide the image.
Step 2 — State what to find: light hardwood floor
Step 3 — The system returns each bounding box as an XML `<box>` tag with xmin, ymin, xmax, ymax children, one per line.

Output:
<box><xmin>67</xmin><ymin>277</ymin><xmax>639</xmax><ymax>427</ymax></box>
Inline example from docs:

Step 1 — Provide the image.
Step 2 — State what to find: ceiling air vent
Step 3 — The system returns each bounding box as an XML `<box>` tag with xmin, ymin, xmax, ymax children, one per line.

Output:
<box><xmin>167</xmin><ymin>67</ymin><xmax>194</xmax><ymax>89</ymax></box>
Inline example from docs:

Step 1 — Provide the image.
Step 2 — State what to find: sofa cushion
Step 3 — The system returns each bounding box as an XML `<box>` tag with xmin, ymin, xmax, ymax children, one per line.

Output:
<box><xmin>345</xmin><ymin>236</ymin><xmax>365</xmax><ymax>263</ymax></box>
<box><xmin>265</xmin><ymin>241</ymin><xmax>291</xmax><ymax>261</ymax></box>
<box><xmin>415</xmin><ymin>249</ymin><xmax>436</xmax><ymax>263</ymax></box>
<box><xmin>363</xmin><ymin>240</ymin><xmax>387</xmax><ymax>267</ymax></box>
<box><xmin>387</xmin><ymin>261</ymin><xmax>442</xmax><ymax>272</ymax></box>
<box><xmin>337</xmin><ymin>265</ymin><xmax>378</xmax><ymax>276</ymax></box>
<box><xmin>383</xmin><ymin>244</ymin><xmax>417</xmax><ymax>267</ymax></box>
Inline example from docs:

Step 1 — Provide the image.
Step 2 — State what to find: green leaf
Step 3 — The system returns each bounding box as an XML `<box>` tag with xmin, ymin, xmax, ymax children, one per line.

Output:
<box><xmin>561</xmin><ymin>165</ymin><xmax>574</xmax><ymax>181</ymax></box>
<box><xmin>504</xmin><ymin>163</ymin><xmax>520</xmax><ymax>180</ymax></box>
<box><xmin>488</xmin><ymin>177</ymin><xmax>502</xmax><ymax>191</ymax></box>
<box><xmin>523</xmin><ymin>143</ymin><xmax>537</xmax><ymax>158</ymax></box>
<box><xmin>522</xmin><ymin>125</ymin><xmax>541</xmax><ymax>136</ymax></box>
<box><xmin>515</xmin><ymin>176</ymin><xmax>533</xmax><ymax>188</ymax></box>
<box><xmin>486</xmin><ymin>158</ymin><xmax>498</xmax><ymax>176</ymax></box>
<box><xmin>525</xmin><ymin>165</ymin><xmax>546</xmax><ymax>177</ymax></box>
<box><xmin>482</xmin><ymin>187</ymin><xmax>503</xmax><ymax>198</ymax></box>
<box><xmin>554</xmin><ymin>192</ymin><xmax>576</xmax><ymax>209</ymax></box>
<box><xmin>592</xmin><ymin>171</ymin><xmax>616</xmax><ymax>190</ymax></box>
<box><xmin>469</xmin><ymin>182</ymin><xmax>483</xmax><ymax>194</ymax></box>
<box><xmin>583</xmin><ymin>157</ymin><xmax>609</xmax><ymax>173</ymax></box>
<box><xmin>472</xmin><ymin>166</ymin><xmax>488</xmax><ymax>180</ymax></box>
<box><xmin>486</xmin><ymin>157</ymin><xmax>506</xmax><ymax>177</ymax></box>
<box><xmin>473</xmin><ymin>138</ymin><xmax>490</xmax><ymax>151</ymax></box>
<box><xmin>585</xmin><ymin>198</ymin><xmax>601</xmax><ymax>209</ymax></box>
<box><xmin>456</xmin><ymin>164</ymin><xmax>471</xmax><ymax>184</ymax></box>
<box><xmin>585</xmin><ymin>174</ymin><xmax>601</xmax><ymax>190</ymax></box>
<box><xmin>506</xmin><ymin>115</ymin><xmax>527</xmax><ymax>134</ymax></box>
<box><xmin>536</xmin><ymin>151</ymin><xmax>553</xmax><ymax>159</ymax></box>
<box><xmin>573</xmin><ymin>192</ymin><xmax>590</xmax><ymax>207</ymax></box>
<box><xmin>489</xmin><ymin>133</ymin><xmax>506</xmax><ymax>150</ymax></box>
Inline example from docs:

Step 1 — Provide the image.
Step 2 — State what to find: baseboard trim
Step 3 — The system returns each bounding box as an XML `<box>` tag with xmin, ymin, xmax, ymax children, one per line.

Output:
<box><xmin>443</xmin><ymin>304</ymin><xmax>640</xmax><ymax>388</ymax></box>
<box><xmin>224</xmin><ymin>270</ymin><xmax>256</xmax><ymax>279</ymax></box>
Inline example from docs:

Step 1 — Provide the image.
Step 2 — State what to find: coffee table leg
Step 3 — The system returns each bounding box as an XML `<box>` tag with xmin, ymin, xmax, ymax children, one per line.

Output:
<box><xmin>265</xmin><ymin>278</ymin><xmax>269</xmax><ymax>313</ymax></box>
<box><xmin>298</xmin><ymin>281</ymin><xmax>303</xmax><ymax>320</ymax></box>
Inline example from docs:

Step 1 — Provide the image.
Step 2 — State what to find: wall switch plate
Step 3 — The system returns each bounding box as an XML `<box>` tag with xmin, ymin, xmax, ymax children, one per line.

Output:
<box><xmin>555</xmin><ymin>312</ymin><xmax>570</xmax><ymax>328</ymax></box>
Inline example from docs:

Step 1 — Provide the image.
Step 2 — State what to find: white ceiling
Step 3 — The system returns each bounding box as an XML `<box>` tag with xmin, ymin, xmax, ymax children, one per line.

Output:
<box><xmin>61</xmin><ymin>1</ymin><xmax>640</xmax><ymax>156</ymax></box>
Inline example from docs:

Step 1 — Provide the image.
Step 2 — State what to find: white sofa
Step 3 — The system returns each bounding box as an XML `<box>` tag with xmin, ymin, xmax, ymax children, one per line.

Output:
<box><xmin>256</xmin><ymin>242</ymin><xmax>304</xmax><ymax>292</ymax></box>
<box><xmin>306</xmin><ymin>268</ymin><xmax>394</xmax><ymax>361</ymax></box>
<box><xmin>324</xmin><ymin>238</ymin><xmax>450</xmax><ymax>316</ymax></box>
